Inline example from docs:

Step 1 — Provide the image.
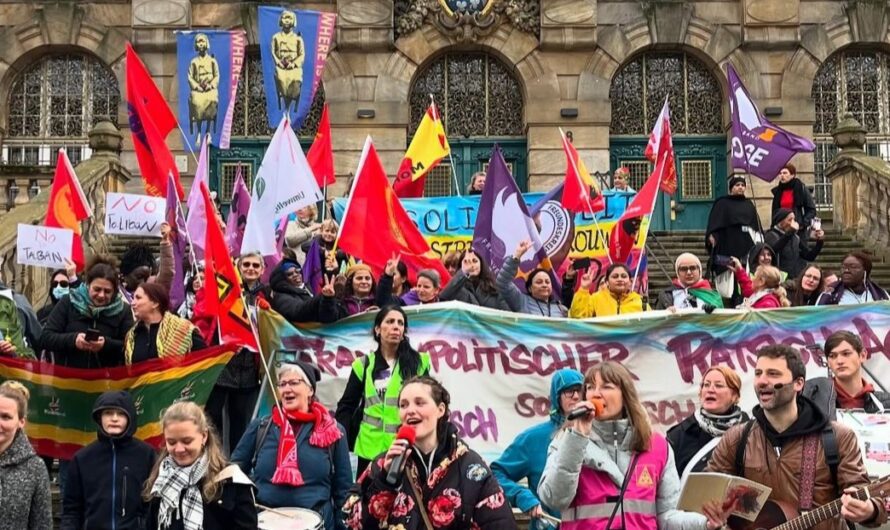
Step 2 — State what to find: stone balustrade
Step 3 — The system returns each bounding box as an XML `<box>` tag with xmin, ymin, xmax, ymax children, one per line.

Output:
<box><xmin>826</xmin><ymin>112</ymin><xmax>890</xmax><ymax>253</ymax></box>
<box><xmin>0</xmin><ymin>121</ymin><xmax>130</xmax><ymax>303</ymax></box>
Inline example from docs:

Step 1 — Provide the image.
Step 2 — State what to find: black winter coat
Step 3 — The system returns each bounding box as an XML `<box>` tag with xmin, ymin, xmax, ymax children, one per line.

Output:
<box><xmin>439</xmin><ymin>270</ymin><xmax>509</xmax><ymax>311</ymax></box>
<box><xmin>42</xmin><ymin>296</ymin><xmax>134</xmax><ymax>368</ymax></box>
<box><xmin>770</xmin><ymin>178</ymin><xmax>817</xmax><ymax>230</ymax></box>
<box><xmin>666</xmin><ymin>415</ymin><xmax>717</xmax><ymax>476</ymax></box>
<box><xmin>146</xmin><ymin>475</ymin><xmax>257</xmax><ymax>530</ymax></box>
<box><xmin>127</xmin><ymin>319</ymin><xmax>207</xmax><ymax>364</ymax></box>
<box><xmin>61</xmin><ymin>391</ymin><xmax>157</xmax><ymax>530</ymax></box>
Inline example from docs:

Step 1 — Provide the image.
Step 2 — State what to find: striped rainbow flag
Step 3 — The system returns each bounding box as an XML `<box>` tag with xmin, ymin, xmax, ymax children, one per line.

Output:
<box><xmin>0</xmin><ymin>344</ymin><xmax>237</xmax><ymax>459</ymax></box>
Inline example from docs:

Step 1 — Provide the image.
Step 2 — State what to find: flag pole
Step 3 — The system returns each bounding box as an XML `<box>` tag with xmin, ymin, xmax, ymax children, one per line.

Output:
<box><xmin>558</xmin><ymin>128</ymin><xmax>612</xmax><ymax>265</ymax></box>
<box><xmin>431</xmin><ymin>94</ymin><xmax>461</xmax><ymax>197</ymax></box>
<box><xmin>174</xmin><ymin>122</ymin><xmax>201</xmax><ymax>164</ymax></box>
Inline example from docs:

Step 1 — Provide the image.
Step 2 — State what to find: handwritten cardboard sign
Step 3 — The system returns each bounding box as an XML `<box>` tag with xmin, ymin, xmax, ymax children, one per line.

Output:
<box><xmin>16</xmin><ymin>224</ymin><xmax>74</xmax><ymax>269</ymax></box>
<box><xmin>104</xmin><ymin>192</ymin><xmax>166</xmax><ymax>237</ymax></box>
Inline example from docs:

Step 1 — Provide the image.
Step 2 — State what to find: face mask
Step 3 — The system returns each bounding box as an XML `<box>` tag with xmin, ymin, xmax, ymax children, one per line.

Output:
<box><xmin>53</xmin><ymin>286</ymin><xmax>70</xmax><ymax>300</ymax></box>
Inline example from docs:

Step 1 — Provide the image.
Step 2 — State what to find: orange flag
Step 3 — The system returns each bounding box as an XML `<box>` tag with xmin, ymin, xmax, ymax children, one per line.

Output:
<box><xmin>338</xmin><ymin>137</ymin><xmax>451</xmax><ymax>285</ymax></box>
<box><xmin>392</xmin><ymin>102</ymin><xmax>450</xmax><ymax>198</ymax></box>
<box><xmin>200</xmin><ymin>182</ymin><xmax>258</xmax><ymax>350</ymax></box>
<box><xmin>44</xmin><ymin>149</ymin><xmax>92</xmax><ymax>271</ymax></box>
<box><xmin>307</xmin><ymin>103</ymin><xmax>335</xmax><ymax>188</ymax></box>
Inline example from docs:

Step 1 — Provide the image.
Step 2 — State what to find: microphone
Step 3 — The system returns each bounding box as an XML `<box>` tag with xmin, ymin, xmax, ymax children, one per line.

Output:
<box><xmin>385</xmin><ymin>425</ymin><xmax>416</xmax><ymax>486</ymax></box>
<box><xmin>772</xmin><ymin>383</ymin><xmax>785</xmax><ymax>390</ymax></box>
<box><xmin>566</xmin><ymin>398</ymin><xmax>605</xmax><ymax>421</ymax></box>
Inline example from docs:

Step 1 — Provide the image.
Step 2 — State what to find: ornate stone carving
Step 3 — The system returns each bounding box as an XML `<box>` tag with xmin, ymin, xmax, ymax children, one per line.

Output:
<box><xmin>395</xmin><ymin>0</ymin><xmax>540</xmax><ymax>42</ymax></box>
<box><xmin>845</xmin><ymin>0</ymin><xmax>889</xmax><ymax>43</ymax></box>
<box><xmin>640</xmin><ymin>0</ymin><xmax>693</xmax><ymax>44</ymax></box>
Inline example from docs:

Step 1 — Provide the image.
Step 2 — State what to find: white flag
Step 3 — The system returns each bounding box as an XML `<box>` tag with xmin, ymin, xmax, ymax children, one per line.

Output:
<box><xmin>241</xmin><ymin>118</ymin><xmax>323</xmax><ymax>256</ymax></box>
<box><xmin>185</xmin><ymin>137</ymin><xmax>210</xmax><ymax>258</ymax></box>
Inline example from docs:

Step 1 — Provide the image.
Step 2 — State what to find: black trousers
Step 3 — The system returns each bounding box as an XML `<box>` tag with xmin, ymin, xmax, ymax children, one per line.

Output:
<box><xmin>205</xmin><ymin>384</ymin><xmax>259</xmax><ymax>454</ymax></box>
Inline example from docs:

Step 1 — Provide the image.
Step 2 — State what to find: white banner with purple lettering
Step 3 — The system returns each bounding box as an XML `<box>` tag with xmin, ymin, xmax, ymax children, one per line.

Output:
<box><xmin>259</xmin><ymin>301</ymin><xmax>890</xmax><ymax>461</ymax></box>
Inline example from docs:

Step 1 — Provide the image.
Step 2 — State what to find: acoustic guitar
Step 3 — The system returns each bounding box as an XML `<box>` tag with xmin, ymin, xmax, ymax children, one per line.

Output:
<box><xmin>728</xmin><ymin>475</ymin><xmax>890</xmax><ymax>530</ymax></box>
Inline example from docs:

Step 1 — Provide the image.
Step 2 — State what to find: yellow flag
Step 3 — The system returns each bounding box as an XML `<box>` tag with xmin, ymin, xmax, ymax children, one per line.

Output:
<box><xmin>393</xmin><ymin>104</ymin><xmax>451</xmax><ymax>197</ymax></box>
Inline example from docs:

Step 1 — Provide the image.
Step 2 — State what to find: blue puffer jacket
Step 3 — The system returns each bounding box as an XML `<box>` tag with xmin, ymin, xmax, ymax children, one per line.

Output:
<box><xmin>491</xmin><ymin>368</ymin><xmax>584</xmax><ymax>529</ymax></box>
<box><xmin>231</xmin><ymin>414</ymin><xmax>353</xmax><ymax>530</ymax></box>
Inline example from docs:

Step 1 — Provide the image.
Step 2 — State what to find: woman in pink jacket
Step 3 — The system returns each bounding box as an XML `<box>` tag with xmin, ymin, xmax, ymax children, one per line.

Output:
<box><xmin>729</xmin><ymin>257</ymin><xmax>790</xmax><ymax>309</ymax></box>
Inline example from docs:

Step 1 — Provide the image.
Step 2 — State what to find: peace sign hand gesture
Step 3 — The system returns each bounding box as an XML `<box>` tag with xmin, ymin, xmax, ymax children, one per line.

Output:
<box><xmin>321</xmin><ymin>274</ymin><xmax>336</xmax><ymax>297</ymax></box>
<box><xmin>384</xmin><ymin>252</ymin><xmax>401</xmax><ymax>277</ymax></box>
<box><xmin>579</xmin><ymin>268</ymin><xmax>595</xmax><ymax>290</ymax></box>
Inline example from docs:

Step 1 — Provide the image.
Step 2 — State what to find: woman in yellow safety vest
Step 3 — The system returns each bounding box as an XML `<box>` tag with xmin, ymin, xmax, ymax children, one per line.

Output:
<box><xmin>335</xmin><ymin>305</ymin><xmax>430</xmax><ymax>476</ymax></box>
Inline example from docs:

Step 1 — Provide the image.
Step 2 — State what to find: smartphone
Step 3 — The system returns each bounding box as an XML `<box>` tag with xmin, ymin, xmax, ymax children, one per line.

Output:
<box><xmin>811</xmin><ymin>217</ymin><xmax>822</xmax><ymax>231</ymax></box>
<box><xmin>713</xmin><ymin>255</ymin><xmax>733</xmax><ymax>267</ymax></box>
<box><xmin>85</xmin><ymin>328</ymin><xmax>101</xmax><ymax>342</ymax></box>
<box><xmin>572</xmin><ymin>257</ymin><xmax>592</xmax><ymax>270</ymax></box>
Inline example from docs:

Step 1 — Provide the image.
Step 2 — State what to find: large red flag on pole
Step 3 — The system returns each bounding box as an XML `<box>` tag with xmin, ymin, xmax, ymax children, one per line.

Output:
<box><xmin>337</xmin><ymin>137</ymin><xmax>451</xmax><ymax>284</ymax></box>
<box><xmin>126</xmin><ymin>42</ymin><xmax>183</xmax><ymax>199</ymax></box>
<box><xmin>560</xmin><ymin>130</ymin><xmax>605</xmax><ymax>214</ymax></box>
<box><xmin>307</xmin><ymin>103</ymin><xmax>336</xmax><ymax>188</ymax></box>
<box><xmin>644</xmin><ymin>98</ymin><xmax>677</xmax><ymax>195</ymax></box>
<box><xmin>44</xmin><ymin>149</ymin><xmax>92</xmax><ymax>271</ymax></box>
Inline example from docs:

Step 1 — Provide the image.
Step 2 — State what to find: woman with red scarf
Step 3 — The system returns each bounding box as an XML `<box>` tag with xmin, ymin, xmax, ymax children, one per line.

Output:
<box><xmin>231</xmin><ymin>359</ymin><xmax>352</xmax><ymax>529</ymax></box>
<box><xmin>655</xmin><ymin>253</ymin><xmax>721</xmax><ymax>310</ymax></box>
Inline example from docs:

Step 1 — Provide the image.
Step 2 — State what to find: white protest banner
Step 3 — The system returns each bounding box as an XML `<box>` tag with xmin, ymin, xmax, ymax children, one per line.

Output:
<box><xmin>259</xmin><ymin>301</ymin><xmax>890</xmax><ymax>461</ymax></box>
<box><xmin>104</xmin><ymin>192</ymin><xmax>166</xmax><ymax>236</ymax></box>
<box><xmin>16</xmin><ymin>224</ymin><xmax>74</xmax><ymax>269</ymax></box>
<box><xmin>837</xmin><ymin>411</ymin><xmax>890</xmax><ymax>478</ymax></box>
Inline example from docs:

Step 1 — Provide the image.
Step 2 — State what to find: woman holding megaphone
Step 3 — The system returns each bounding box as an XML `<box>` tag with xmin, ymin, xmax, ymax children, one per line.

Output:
<box><xmin>537</xmin><ymin>362</ymin><xmax>727</xmax><ymax>530</ymax></box>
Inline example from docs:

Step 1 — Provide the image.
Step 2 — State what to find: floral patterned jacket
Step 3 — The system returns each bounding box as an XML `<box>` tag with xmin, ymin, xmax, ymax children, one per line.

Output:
<box><xmin>343</xmin><ymin>426</ymin><xmax>517</xmax><ymax>529</ymax></box>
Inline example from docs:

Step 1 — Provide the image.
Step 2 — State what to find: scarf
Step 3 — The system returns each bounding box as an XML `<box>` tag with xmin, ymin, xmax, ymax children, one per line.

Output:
<box><xmin>124</xmin><ymin>312</ymin><xmax>195</xmax><ymax>364</ymax></box>
<box><xmin>671</xmin><ymin>279</ymin><xmax>712</xmax><ymax>290</ymax></box>
<box><xmin>271</xmin><ymin>401</ymin><xmax>342</xmax><ymax>486</ymax></box>
<box><xmin>69</xmin><ymin>283</ymin><xmax>125</xmax><ymax>319</ymax></box>
<box><xmin>694</xmin><ymin>406</ymin><xmax>747</xmax><ymax>437</ymax></box>
<box><xmin>151</xmin><ymin>454</ymin><xmax>209</xmax><ymax>530</ymax></box>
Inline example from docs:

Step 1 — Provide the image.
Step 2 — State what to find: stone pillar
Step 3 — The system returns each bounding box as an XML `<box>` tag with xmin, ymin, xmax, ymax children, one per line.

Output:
<box><xmin>89</xmin><ymin>120</ymin><xmax>124</xmax><ymax>160</ymax></box>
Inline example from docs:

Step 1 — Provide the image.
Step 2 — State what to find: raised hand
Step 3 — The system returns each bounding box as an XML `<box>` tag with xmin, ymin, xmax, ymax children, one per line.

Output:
<box><xmin>384</xmin><ymin>252</ymin><xmax>401</xmax><ymax>277</ymax></box>
<box><xmin>64</xmin><ymin>258</ymin><xmax>77</xmax><ymax>280</ymax></box>
<box><xmin>513</xmin><ymin>239</ymin><xmax>533</xmax><ymax>260</ymax></box>
<box><xmin>321</xmin><ymin>274</ymin><xmax>336</xmax><ymax>297</ymax></box>
<box><xmin>579</xmin><ymin>268</ymin><xmax>594</xmax><ymax>290</ymax></box>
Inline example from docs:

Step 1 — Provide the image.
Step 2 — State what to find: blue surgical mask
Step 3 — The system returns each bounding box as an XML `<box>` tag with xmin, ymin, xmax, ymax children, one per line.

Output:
<box><xmin>52</xmin><ymin>286</ymin><xmax>70</xmax><ymax>300</ymax></box>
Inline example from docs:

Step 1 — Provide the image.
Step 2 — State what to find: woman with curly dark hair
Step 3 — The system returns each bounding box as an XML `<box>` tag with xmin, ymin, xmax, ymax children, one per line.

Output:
<box><xmin>343</xmin><ymin>376</ymin><xmax>516</xmax><ymax>529</ymax></box>
<box><xmin>439</xmin><ymin>249</ymin><xmax>507</xmax><ymax>310</ymax></box>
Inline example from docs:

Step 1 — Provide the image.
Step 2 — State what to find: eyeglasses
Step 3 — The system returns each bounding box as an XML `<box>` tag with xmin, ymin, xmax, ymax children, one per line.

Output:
<box><xmin>241</xmin><ymin>262</ymin><xmax>263</xmax><ymax>270</ymax></box>
<box><xmin>52</xmin><ymin>280</ymin><xmax>70</xmax><ymax>288</ymax></box>
<box><xmin>277</xmin><ymin>379</ymin><xmax>306</xmax><ymax>388</ymax></box>
<box><xmin>560</xmin><ymin>386</ymin><xmax>582</xmax><ymax>398</ymax></box>
<box><xmin>677</xmin><ymin>265</ymin><xmax>700</xmax><ymax>274</ymax></box>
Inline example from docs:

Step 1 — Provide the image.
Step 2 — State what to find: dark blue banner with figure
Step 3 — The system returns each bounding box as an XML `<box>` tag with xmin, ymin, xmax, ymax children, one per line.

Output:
<box><xmin>175</xmin><ymin>30</ymin><xmax>245</xmax><ymax>150</ymax></box>
<box><xmin>258</xmin><ymin>6</ymin><xmax>336</xmax><ymax>130</ymax></box>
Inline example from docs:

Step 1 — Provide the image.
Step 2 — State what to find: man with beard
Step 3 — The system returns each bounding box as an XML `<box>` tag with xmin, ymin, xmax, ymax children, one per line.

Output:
<box><xmin>705</xmin><ymin>345</ymin><xmax>886</xmax><ymax>530</ymax></box>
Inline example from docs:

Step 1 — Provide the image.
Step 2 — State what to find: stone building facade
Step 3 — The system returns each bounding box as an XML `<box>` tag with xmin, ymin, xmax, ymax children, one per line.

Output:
<box><xmin>0</xmin><ymin>0</ymin><xmax>888</xmax><ymax>231</ymax></box>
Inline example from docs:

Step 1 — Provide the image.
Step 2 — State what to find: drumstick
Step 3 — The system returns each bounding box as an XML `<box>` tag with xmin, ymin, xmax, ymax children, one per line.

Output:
<box><xmin>256</xmin><ymin>503</ymin><xmax>297</xmax><ymax>518</ymax></box>
<box><xmin>539</xmin><ymin>512</ymin><xmax>561</xmax><ymax>524</ymax></box>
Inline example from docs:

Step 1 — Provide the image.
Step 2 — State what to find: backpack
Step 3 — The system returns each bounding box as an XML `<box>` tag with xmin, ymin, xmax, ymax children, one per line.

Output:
<box><xmin>0</xmin><ymin>290</ymin><xmax>33</xmax><ymax>359</ymax></box>
<box><xmin>734</xmin><ymin>419</ymin><xmax>840</xmax><ymax>496</ymax></box>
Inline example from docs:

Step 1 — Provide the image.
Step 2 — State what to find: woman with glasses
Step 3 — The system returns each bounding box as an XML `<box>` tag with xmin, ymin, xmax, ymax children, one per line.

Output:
<box><xmin>492</xmin><ymin>369</ymin><xmax>584</xmax><ymax>529</ymax></box>
<box><xmin>666</xmin><ymin>366</ymin><xmax>748</xmax><ymax>482</ymax></box>
<box><xmin>231</xmin><ymin>359</ymin><xmax>352</xmax><ymax>530</ymax></box>
<box><xmin>655</xmin><ymin>254</ymin><xmax>718</xmax><ymax>311</ymax></box>
<box><xmin>817</xmin><ymin>251</ymin><xmax>889</xmax><ymax>305</ymax></box>
<box><xmin>786</xmin><ymin>265</ymin><xmax>826</xmax><ymax>306</ymax></box>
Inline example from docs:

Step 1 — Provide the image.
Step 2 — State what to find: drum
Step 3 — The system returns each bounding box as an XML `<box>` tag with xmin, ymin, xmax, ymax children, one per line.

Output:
<box><xmin>258</xmin><ymin>507</ymin><xmax>323</xmax><ymax>530</ymax></box>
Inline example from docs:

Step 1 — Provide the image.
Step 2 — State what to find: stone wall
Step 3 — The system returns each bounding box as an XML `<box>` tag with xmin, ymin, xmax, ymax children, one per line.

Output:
<box><xmin>0</xmin><ymin>0</ymin><xmax>885</xmax><ymax>217</ymax></box>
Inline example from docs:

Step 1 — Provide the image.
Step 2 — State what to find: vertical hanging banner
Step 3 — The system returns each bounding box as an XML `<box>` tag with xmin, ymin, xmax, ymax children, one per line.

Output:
<box><xmin>175</xmin><ymin>30</ymin><xmax>246</xmax><ymax>149</ymax></box>
<box><xmin>258</xmin><ymin>6</ymin><xmax>337</xmax><ymax>130</ymax></box>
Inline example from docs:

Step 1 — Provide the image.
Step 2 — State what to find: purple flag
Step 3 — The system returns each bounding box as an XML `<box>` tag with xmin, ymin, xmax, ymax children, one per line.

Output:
<box><xmin>185</xmin><ymin>137</ymin><xmax>210</xmax><ymax>258</ymax></box>
<box><xmin>261</xmin><ymin>216</ymin><xmax>289</xmax><ymax>283</ymax></box>
<box><xmin>302</xmin><ymin>237</ymin><xmax>323</xmax><ymax>295</ymax></box>
<box><xmin>224</xmin><ymin>167</ymin><xmax>251</xmax><ymax>256</ymax></box>
<box><xmin>472</xmin><ymin>145</ymin><xmax>553</xmax><ymax>286</ymax></box>
<box><xmin>165</xmin><ymin>173</ymin><xmax>188</xmax><ymax>310</ymax></box>
<box><xmin>728</xmin><ymin>64</ymin><xmax>815</xmax><ymax>181</ymax></box>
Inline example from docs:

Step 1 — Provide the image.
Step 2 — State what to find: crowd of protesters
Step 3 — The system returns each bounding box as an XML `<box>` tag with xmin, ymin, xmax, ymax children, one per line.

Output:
<box><xmin>0</xmin><ymin>164</ymin><xmax>889</xmax><ymax>529</ymax></box>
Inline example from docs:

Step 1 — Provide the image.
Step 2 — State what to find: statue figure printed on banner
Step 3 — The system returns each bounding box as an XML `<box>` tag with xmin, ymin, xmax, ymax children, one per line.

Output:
<box><xmin>271</xmin><ymin>10</ymin><xmax>305</xmax><ymax>114</ymax></box>
<box><xmin>187</xmin><ymin>33</ymin><xmax>219</xmax><ymax>142</ymax></box>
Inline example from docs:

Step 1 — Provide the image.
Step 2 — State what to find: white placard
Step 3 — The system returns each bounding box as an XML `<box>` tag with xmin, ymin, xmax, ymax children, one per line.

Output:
<box><xmin>16</xmin><ymin>224</ymin><xmax>74</xmax><ymax>269</ymax></box>
<box><xmin>837</xmin><ymin>411</ymin><xmax>890</xmax><ymax>478</ymax></box>
<box><xmin>104</xmin><ymin>192</ymin><xmax>166</xmax><ymax>237</ymax></box>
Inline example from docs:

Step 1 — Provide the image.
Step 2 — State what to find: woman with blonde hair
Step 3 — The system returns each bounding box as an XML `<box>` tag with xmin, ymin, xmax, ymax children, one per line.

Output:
<box><xmin>667</xmin><ymin>366</ymin><xmax>748</xmax><ymax>481</ymax></box>
<box><xmin>538</xmin><ymin>362</ymin><xmax>724</xmax><ymax>530</ymax></box>
<box><xmin>0</xmin><ymin>381</ymin><xmax>52</xmax><ymax>529</ymax></box>
<box><xmin>144</xmin><ymin>401</ymin><xmax>257</xmax><ymax>530</ymax></box>
<box><xmin>729</xmin><ymin>257</ymin><xmax>790</xmax><ymax>309</ymax></box>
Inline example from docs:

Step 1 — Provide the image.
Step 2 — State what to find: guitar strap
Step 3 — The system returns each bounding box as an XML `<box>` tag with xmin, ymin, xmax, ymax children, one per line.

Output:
<box><xmin>798</xmin><ymin>433</ymin><xmax>820</xmax><ymax>511</ymax></box>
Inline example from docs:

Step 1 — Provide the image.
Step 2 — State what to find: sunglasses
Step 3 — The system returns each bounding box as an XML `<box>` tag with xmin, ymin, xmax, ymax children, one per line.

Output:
<box><xmin>240</xmin><ymin>262</ymin><xmax>263</xmax><ymax>270</ymax></box>
<box><xmin>52</xmin><ymin>280</ymin><xmax>70</xmax><ymax>288</ymax></box>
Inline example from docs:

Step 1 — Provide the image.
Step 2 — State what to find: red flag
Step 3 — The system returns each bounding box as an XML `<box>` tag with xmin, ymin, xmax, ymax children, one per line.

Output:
<box><xmin>199</xmin><ymin>182</ymin><xmax>258</xmax><ymax>349</ymax></box>
<box><xmin>338</xmin><ymin>138</ymin><xmax>451</xmax><ymax>285</ymax></box>
<box><xmin>644</xmin><ymin>99</ymin><xmax>677</xmax><ymax>195</ymax></box>
<box><xmin>126</xmin><ymin>43</ymin><xmax>183</xmax><ymax>199</ymax></box>
<box><xmin>393</xmin><ymin>103</ymin><xmax>451</xmax><ymax>198</ymax></box>
<box><xmin>44</xmin><ymin>149</ymin><xmax>92</xmax><ymax>271</ymax></box>
<box><xmin>608</xmin><ymin>160</ymin><xmax>662</xmax><ymax>264</ymax></box>
<box><xmin>560</xmin><ymin>132</ymin><xmax>604</xmax><ymax>214</ymax></box>
<box><xmin>307</xmin><ymin>103</ymin><xmax>335</xmax><ymax>187</ymax></box>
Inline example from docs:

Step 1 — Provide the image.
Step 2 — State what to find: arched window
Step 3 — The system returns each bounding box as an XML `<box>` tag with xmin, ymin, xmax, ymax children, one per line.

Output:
<box><xmin>812</xmin><ymin>49</ymin><xmax>890</xmax><ymax>208</ymax></box>
<box><xmin>231</xmin><ymin>52</ymin><xmax>325</xmax><ymax>138</ymax></box>
<box><xmin>4</xmin><ymin>54</ymin><xmax>119</xmax><ymax>166</ymax></box>
<box><xmin>609</xmin><ymin>52</ymin><xmax>722</xmax><ymax>191</ymax></box>
<box><xmin>409</xmin><ymin>52</ymin><xmax>525</xmax><ymax>195</ymax></box>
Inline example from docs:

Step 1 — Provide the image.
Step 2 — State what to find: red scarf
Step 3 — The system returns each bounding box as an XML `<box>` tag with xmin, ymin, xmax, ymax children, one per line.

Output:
<box><xmin>271</xmin><ymin>401</ymin><xmax>342</xmax><ymax>486</ymax></box>
<box><xmin>671</xmin><ymin>278</ymin><xmax>713</xmax><ymax>289</ymax></box>
<box><xmin>834</xmin><ymin>379</ymin><xmax>875</xmax><ymax>410</ymax></box>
